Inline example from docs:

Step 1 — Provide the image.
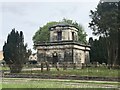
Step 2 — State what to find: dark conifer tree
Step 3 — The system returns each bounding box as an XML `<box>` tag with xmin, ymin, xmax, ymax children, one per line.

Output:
<box><xmin>3</xmin><ymin>28</ymin><xmax>30</xmax><ymax>73</ymax></box>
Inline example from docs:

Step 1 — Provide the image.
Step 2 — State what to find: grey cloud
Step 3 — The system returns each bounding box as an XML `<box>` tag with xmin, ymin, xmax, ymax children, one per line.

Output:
<box><xmin>2</xmin><ymin>2</ymin><xmax>27</xmax><ymax>15</ymax></box>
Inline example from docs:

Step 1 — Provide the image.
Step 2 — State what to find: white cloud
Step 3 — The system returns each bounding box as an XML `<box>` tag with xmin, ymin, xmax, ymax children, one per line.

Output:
<box><xmin>1</xmin><ymin>1</ymin><xmax>100</xmax><ymax>52</ymax></box>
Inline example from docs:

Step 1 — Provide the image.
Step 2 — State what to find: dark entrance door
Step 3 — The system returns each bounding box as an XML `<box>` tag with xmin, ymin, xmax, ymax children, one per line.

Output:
<box><xmin>52</xmin><ymin>52</ymin><xmax>58</xmax><ymax>64</ymax></box>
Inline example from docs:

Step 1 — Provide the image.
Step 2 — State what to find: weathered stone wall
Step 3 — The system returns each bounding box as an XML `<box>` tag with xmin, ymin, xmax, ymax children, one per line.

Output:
<box><xmin>64</xmin><ymin>49</ymin><xmax>73</xmax><ymax>62</ymax></box>
<box><xmin>73</xmin><ymin>49</ymin><xmax>85</xmax><ymax>68</ymax></box>
<box><xmin>50</xmin><ymin>27</ymin><xmax>78</xmax><ymax>42</ymax></box>
<box><xmin>36</xmin><ymin>44</ymin><xmax>90</xmax><ymax>65</ymax></box>
<box><xmin>37</xmin><ymin>48</ymin><xmax>73</xmax><ymax>63</ymax></box>
<box><xmin>72</xmin><ymin>45</ymin><xmax>90</xmax><ymax>64</ymax></box>
<box><xmin>85</xmin><ymin>51</ymin><xmax>90</xmax><ymax>64</ymax></box>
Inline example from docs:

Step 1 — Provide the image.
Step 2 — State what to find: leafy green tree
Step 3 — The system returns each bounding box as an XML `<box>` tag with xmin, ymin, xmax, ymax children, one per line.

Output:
<box><xmin>33</xmin><ymin>19</ymin><xmax>87</xmax><ymax>44</ymax></box>
<box><xmin>33</xmin><ymin>21</ymin><xmax>58</xmax><ymax>43</ymax></box>
<box><xmin>3</xmin><ymin>29</ymin><xmax>30</xmax><ymax>73</ymax></box>
<box><xmin>89</xmin><ymin>2</ymin><xmax>119</xmax><ymax>68</ymax></box>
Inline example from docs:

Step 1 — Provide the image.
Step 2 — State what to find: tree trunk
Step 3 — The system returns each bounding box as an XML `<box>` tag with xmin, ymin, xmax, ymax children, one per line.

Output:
<box><xmin>45</xmin><ymin>61</ymin><xmax>50</xmax><ymax>71</ymax></box>
<box><xmin>118</xmin><ymin>30</ymin><xmax>120</xmax><ymax>66</ymax></box>
<box><xmin>111</xmin><ymin>31</ymin><xmax>119</xmax><ymax>68</ymax></box>
<box><xmin>63</xmin><ymin>62</ymin><xmax>67</xmax><ymax>70</ymax></box>
<box><xmin>106</xmin><ymin>38</ymin><xmax>112</xmax><ymax>69</ymax></box>
<box><xmin>41</xmin><ymin>62</ymin><xmax>44</xmax><ymax>72</ymax></box>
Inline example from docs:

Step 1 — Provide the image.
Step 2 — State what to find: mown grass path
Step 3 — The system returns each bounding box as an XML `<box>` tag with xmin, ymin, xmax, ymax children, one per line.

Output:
<box><xmin>1</xmin><ymin>78</ymin><xmax>120</xmax><ymax>89</ymax></box>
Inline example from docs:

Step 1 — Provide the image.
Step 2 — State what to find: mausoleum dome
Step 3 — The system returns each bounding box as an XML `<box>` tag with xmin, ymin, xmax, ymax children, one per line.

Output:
<box><xmin>49</xmin><ymin>24</ymin><xmax>78</xmax><ymax>42</ymax></box>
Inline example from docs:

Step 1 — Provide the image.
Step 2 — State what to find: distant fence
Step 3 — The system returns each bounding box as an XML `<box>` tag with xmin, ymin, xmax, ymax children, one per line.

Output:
<box><xmin>0</xmin><ymin>62</ymin><xmax>109</xmax><ymax>68</ymax></box>
<box><xmin>1</xmin><ymin>61</ymin><xmax>120</xmax><ymax>71</ymax></box>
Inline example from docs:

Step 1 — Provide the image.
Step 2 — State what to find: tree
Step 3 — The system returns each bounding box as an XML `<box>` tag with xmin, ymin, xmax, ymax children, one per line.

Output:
<box><xmin>118</xmin><ymin>1</ymin><xmax>120</xmax><ymax>65</ymax></box>
<box><xmin>89</xmin><ymin>37</ymin><xmax>107</xmax><ymax>64</ymax></box>
<box><xmin>32</xmin><ymin>18</ymin><xmax>87</xmax><ymax>45</ymax></box>
<box><xmin>3</xmin><ymin>29</ymin><xmax>30</xmax><ymax>73</ymax></box>
<box><xmin>33</xmin><ymin>21</ymin><xmax>58</xmax><ymax>43</ymax></box>
<box><xmin>89</xmin><ymin>2</ymin><xmax>119</xmax><ymax>68</ymax></box>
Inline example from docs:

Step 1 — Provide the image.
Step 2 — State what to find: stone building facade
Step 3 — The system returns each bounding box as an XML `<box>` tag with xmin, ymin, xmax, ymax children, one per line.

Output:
<box><xmin>0</xmin><ymin>51</ymin><xmax>4</xmax><ymax>61</ymax></box>
<box><xmin>35</xmin><ymin>24</ymin><xmax>90</xmax><ymax>67</ymax></box>
<box><xmin>28</xmin><ymin>53</ymin><xmax>37</xmax><ymax>64</ymax></box>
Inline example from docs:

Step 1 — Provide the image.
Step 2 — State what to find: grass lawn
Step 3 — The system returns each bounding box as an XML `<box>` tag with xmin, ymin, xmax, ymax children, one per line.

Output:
<box><xmin>20</xmin><ymin>67</ymin><xmax>119</xmax><ymax>78</ymax></box>
<box><xmin>0</xmin><ymin>66</ymin><xmax>9</xmax><ymax>71</ymax></box>
<box><xmin>1</xmin><ymin>78</ymin><xmax>120</xmax><ymax>89</ymax></box>
<box><xmin>1</xmin><ymin>66</ymin><xmax>120</xmax><ymax>89</ymax></box>
<box><xmin>2</xmin><ymin>66</ymin><xmax>119</xmax><ymax>78</ymax></box>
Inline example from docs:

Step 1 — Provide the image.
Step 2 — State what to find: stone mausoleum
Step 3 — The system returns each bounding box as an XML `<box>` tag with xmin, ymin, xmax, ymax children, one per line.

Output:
<box><xmin>35</xmin><ymin>24</ymin><xmax>90</xmax><ymax>67</ymax></box>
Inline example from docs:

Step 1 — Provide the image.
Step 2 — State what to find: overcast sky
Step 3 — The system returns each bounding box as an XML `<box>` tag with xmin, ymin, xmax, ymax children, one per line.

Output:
<box><xmin>0</xmin><ymin>0</ymin><xmax>100</xmax><ymax>52</ymax></box>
